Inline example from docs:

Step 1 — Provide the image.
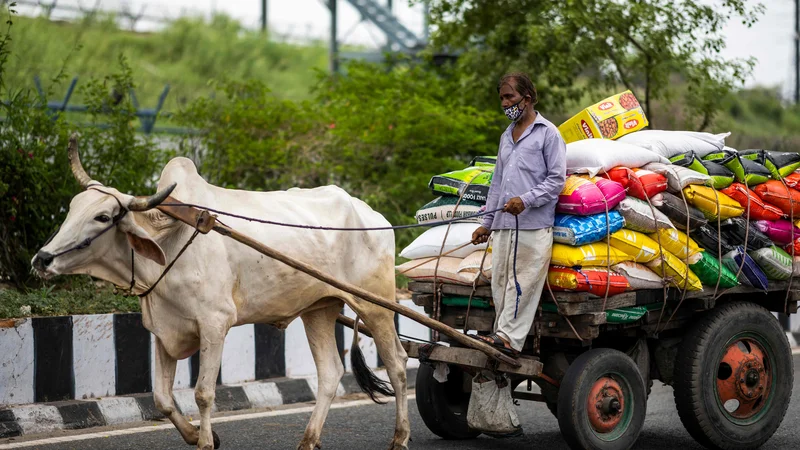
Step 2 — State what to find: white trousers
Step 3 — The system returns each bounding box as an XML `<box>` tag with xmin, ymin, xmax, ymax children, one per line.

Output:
<box><xmin>491</xmin><ymin>228</ymin><xmax>553</xmax><ymax>351</ymax></box>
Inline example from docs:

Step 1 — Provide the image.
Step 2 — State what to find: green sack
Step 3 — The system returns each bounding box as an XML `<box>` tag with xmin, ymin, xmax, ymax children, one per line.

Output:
<box><xmin>768</xmin><ymin>152</ymin><xmax>800</xmax><ymax>179</ymax></box>
<box><xmin>699</xmin><ymin>160</ymin><xmax>734</xmax><ymax>189</ymax></box>
<box><xmin>605</xmin><ymin>303</ymin><xmax>666</xmax><ymax>324</ymax></box>
<box><xmin>737</xmin><ymin>149</ymin><xmax>799</xmax><ymax>180</ymax></box>
<box><xmin>429</xmin><ymin>166</ymin><xmax>494</xmax><ymax>203</ymax></box>
<box><xmin>470</xmin><ymin>156</ymin><xmax>497</xmax><ymax>167</ymax></box>
<box><xmin>541</xmin><ymin>300</ymin><xmax>664</xmax><ymax>325</ymax></box>
<box><xmin>704</xmin><ymin>150</ymin><xmax>745</xmax><ymax>182</ymax></box>
<box><xmin>689</xmin><ymin>251</ymin><xmax>739</xmax><ymax>288</ymax></box>
<box><xmin>739</xmin><ymin>158</ymin><xmax>771</xmax><ymax>185</ymax></box>
<box><xmin>441</xmin><ymin>296</ymin><xmax>492</xmax><ymax>309</ymax></box>
<box><xmin>670</xmin><ymin>151</ymin><xmax>706</xmax><ymax>174</ymax></box>
<box><xmin>748</xmin><ymin>246</ymin><xmax>793</xmax><ymax>281</ymax></box>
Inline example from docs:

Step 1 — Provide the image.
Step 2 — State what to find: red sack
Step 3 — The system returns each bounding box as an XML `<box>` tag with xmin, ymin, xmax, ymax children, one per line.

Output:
<box><xmin>548</xmin><ymin>266</ymin><xmax>630</xmax><ymax>297</ymax></box>
<box><xmin>601</xmin><ymin>167</ymin><xmax>632</xmax><ymax>189</ymax></box>
<box><xmin>600</xmin><ymin>167</ymin><xmax>667</xmax><ymax>201</ymax></box>
<box><xmin>784</xmin><ymin>171</ymin><xmax>800</xmax><ymax>188</ymax></box>
<box><xmin>753</xmin><ymin>180</ymin><xmax>800</xmax><ymax>217</ymax></box>
<box><xmin>720</xmin><ymin>183</ymin><xmax>784</xmax><ymax>221</ymax></box>
<box><xmin>784</xmin><ymin>239</ymin><xmax>800</xmax><ymax>256</ymax></box>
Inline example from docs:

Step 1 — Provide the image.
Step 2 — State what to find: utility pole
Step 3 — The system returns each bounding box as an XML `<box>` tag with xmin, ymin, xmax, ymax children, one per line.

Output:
<box><xmin>330</xmin><ymin>0</ymin><xmax>339</xmax><ymax>73</ymax></box>
<box><xmin>261</xmin><ymin>0</ymin><xmax>267</xmax><ymax>33</ymax></box>
<box><xmin>795</xmin><ymin>0</ymin><xmax>800</xmax><ymax>103</ymax></box>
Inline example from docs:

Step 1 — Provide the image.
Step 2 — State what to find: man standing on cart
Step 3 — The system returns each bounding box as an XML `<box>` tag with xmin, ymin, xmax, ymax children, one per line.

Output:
<box><xmin>472</xmin><ymin>72</ymin><xmax>567</xmax><ymax>356</ymax></box>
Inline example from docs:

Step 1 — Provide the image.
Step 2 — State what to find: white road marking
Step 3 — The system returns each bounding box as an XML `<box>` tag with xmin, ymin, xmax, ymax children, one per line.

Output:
<box><xmin>792</xmin><ymin>347</ymin><xmax>800</xmax><ymax>355</ymax></box>
<box><xmin>0</xmin><ymin>395</ymin><xmax>415</xmax><ymax>449</ymax></box>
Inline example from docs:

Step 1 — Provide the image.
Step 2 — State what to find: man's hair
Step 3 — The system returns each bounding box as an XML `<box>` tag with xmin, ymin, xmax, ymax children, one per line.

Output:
<box><xmin>497</xmin><ymin>72</ymin><xmax>538</xmax><ymax>106</ymax></box>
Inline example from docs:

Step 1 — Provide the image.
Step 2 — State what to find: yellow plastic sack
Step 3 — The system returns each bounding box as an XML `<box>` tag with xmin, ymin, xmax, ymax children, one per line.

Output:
<box><xmin>605</xmin><ymin>229</ymin><xmax>661</xmax><ymax>263</ymax></box>
<box><xmin>551</xmin><ymin>243</ymin><xmax>633</xmax><ymax>267</ymax></box>
<box><xmin>646</xmin><ymin>251</ymin><xmax>703</xmax><ymax>291</ymax></box>
<box><xmin>682</xmin><ymin>185</ymin><xmax>744</xmax><ymax>220</ymax></box>
<box><xmin>648</xmin><ymin>228</ymin><xmax>704</xmax><ymax>264</ymax></box>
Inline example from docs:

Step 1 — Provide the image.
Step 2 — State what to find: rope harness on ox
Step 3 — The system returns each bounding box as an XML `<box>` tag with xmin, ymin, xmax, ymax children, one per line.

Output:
<box><xmin>45</xmin><ymin>186</ymin><xmax>206</xmax><ymax>298</ymax></box>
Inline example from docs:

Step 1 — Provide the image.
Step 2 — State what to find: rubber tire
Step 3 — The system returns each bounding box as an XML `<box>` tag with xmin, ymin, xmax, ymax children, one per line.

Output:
<box><xmin>549</xmin><ymin>378</ymin><xmax>652</xmax><ymax>419</ymax></box>
<box><xmin>415</xmin><ymin>363</ymin><xmax>481</xmax><ymax>440</ymax></box>
<box><xmin>673</xmin><ymin>301</ymin><xmax>794</xmax><ymax>450</ymax></box>
<box><xmin>556</xmin><ymin>349</ymin><xmax>647</xmax><ymax>450</ymax></box>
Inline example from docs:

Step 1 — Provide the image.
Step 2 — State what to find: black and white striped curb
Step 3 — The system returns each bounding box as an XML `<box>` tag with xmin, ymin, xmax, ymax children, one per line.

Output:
<box><xmin>0</xmin><ymin>301</ymin><xmax>429</xmax><ymax>405</ymax></box>
<box><xmin>0</xmin><ymin>368</ymin><xmax>418</xmax><ymax>439</ymax></box>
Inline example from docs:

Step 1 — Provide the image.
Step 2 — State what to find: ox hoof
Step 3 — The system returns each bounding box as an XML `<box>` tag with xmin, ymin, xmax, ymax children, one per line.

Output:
<box><xmin>213</xmin><ymin>431</ymin><xmax>221</xmax><ymax>449</ymax></box>
<box><xmin>388</xmin><ymin>444</ymin><xmax>409</xmax><ymax>450</ymax></box>
<box><xmin>295</xmin><ymin>439</ymin><xmax>322</xmax><ymax>450</ymax></box>
<box><xmin>193</xmin><ymin>427</ymin><xmax>220</xmax><ymax>449</ymax></box>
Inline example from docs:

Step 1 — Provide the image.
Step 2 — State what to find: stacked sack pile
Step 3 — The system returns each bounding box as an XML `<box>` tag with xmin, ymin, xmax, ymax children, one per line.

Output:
<box><xmin>397</xmin><ymin>90</ymin><xmax>800</xmax><ymax>304</ymax></box>
<box><xmin>395</xmin><ymin>156</ymin><xmax>499</xmax><ymax>292</ymax></box>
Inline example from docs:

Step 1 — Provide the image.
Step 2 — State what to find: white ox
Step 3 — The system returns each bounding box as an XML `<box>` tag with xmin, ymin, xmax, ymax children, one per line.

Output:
<box><xmin>32</xmin><ymin>136</ymin><xmax>409</xmax><ymax>450</ymax></box>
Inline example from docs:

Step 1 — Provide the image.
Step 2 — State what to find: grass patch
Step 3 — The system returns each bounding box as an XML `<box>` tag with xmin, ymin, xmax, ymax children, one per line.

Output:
<box><xmin>2</xmin><ymin>11</ymin><xmax>329</xmax><ymax>112</ymax></box>
<box><xmin>0</xmin><ymin>277</ymin><xmax>140</xmax><ymax>319</ymax></box>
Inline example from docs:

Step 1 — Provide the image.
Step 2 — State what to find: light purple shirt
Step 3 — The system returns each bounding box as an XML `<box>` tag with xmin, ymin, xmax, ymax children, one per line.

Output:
<box><xmin>481</xmin><ymin>112</ymin><xmax>567</xmax><ymax>231</ymax></box>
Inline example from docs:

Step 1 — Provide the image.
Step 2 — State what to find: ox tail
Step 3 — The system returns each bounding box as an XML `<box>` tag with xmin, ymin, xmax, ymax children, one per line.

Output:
<box><xmin>350</xmin><ymin>316</ymin><xmax>395</xmax><ymax>404</ymax></box>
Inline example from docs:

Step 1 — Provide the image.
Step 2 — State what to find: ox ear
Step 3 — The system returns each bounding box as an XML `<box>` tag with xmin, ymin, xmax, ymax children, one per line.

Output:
<box><xmin>120</xmin><ymin>218</ymin><xmax>166</xmax><ymax>266</ymax></box>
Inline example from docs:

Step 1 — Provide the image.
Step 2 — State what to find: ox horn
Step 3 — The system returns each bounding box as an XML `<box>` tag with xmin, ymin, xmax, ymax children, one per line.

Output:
<box><xmin>127</xmin><ymin>183</ymin><xmax>177</xmax><ymax>211</ymax></box>
<box><xmin>68</xmin><ymin>133</ymin><xmax>95</xmax><ymax>189</ymax></box>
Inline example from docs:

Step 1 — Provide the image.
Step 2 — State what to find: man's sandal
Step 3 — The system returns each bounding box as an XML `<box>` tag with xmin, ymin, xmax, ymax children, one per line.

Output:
<box><xmin>469</xmin><ymin>333</ymin><xmax>520</xmax><ymax>357</ymax></box>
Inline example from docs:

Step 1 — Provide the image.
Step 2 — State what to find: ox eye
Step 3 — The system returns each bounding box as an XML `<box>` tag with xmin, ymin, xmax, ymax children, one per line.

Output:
<box><xmin>94</xmin><ymin>214</ymin><xmax>111</xmax><ymax>223</ymax></box>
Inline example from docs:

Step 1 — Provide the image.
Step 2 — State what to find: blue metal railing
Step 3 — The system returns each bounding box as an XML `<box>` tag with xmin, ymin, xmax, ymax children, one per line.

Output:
<box><xmin>15</xmin><ymin>75</ymin><xmax>195</xmax><ymax>135</ymax></box>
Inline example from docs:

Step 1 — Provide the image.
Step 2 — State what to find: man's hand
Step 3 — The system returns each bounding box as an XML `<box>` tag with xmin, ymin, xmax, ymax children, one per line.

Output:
<box><xmin>504</xmin><ymin>197</ymin><xmax>526</xmax><ymax>215</ymax></box>
<box><xmin>472</xmin><ymin>226</ymin><xmax>491</xmax><ymax>245</ymax></box>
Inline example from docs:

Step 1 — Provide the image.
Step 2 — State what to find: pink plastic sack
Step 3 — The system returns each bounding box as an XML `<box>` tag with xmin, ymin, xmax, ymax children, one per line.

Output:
<box><xmin>592</xmin><ymin>177</ymin><xmax>627</xmax><ymax>210</ymax></box>
<box><xmin>754</xmin><ymin>220</ymin><xmax>800</xmax><ymax>246</ymax></box>
<box><xmin>558</xmin><ymin>176</ymin><xmax>626</xmax><ymax>216</ymax></box>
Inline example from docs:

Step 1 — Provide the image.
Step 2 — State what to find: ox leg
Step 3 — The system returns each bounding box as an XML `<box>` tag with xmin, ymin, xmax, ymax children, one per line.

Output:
<box><xmin>194</xmin><ymin>329</ymin><xmax>226</xmax><ymax>450</ymax></box>
<box><xmin>297</xmin><ymin>304</ymin><xmax>345</xmax><ymax>450</ymax></box>
<box><xmin>153</xmin><ymin>337</ymin><xmax>200</xmax><ymax>445</ymax></box>
<box><xmin>360</xmin><ymin>307</ymin><xmax>410</xmax><ymax>450</ymax></box>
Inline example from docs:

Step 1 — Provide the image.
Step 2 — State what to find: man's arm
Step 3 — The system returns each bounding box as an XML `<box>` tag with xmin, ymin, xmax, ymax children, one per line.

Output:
<box><xmin>481</xmin><ymin>140</ymin><xmax>505</xmax><ymax>229</ymax></box>
<box><xmin>520</xmin><ymin>129</ymin><xmax>566</xmax><ymax>208</ymax></box>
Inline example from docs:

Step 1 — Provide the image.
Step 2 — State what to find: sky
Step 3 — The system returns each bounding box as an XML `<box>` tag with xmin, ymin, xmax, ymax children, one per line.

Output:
<box><xmin>14</xmin><ymin>0</ymin><xmax>798</xmax><ymax>95</ymax></box>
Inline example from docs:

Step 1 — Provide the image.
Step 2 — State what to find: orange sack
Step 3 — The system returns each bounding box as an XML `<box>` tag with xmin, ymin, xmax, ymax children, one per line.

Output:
<box><xmin>753</xmin><ymin>180</ymin><xmax>800</xmax><ymax>217</ymax></box>
<box><xmin>720</xmin><ymin>183</ymin><xmax>784</xmax><ymax>221</ymax></box>
<box><xmin>547</xmin><ymin>266</ymin><xmax>630</xmax><ymax>297</ymax></box>
<box><xmin>784</xmin><ymin>171</ymin><xmax>800</xmax><ymax>188</ymax></box>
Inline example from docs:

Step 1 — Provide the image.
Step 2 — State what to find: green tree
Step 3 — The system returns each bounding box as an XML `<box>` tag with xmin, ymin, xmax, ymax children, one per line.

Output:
<box><xmin>425</xmin><ymin>0</ymin><xmax>764</xmax><ymax>129</ymax></box>
<box><xmin>0</xmin><ymin>4</ymin><xmax>166</xmax><ymax>288</ymax></box>
<box><xmin>177</xmin><ymin>61</ymin><xmax>499</xmax><ymax>250</ymax></box>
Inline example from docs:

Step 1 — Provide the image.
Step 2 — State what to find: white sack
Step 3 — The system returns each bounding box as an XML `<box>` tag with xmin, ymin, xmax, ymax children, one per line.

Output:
<box><xmin>399</xmin><ymin>223</ymin><xmax>486</xmax><ymax>259</ymax></box>
<box><xmin>643</xmin><ymin>162</ymin><xmax>711</xmax><ymax>193</ymax></box>
<box><xmin>395</xmin><ymin>257</ymin><xmax>470</xmax><ymax>285</ymax></box>
<box><xmin>566</xmin><ymin>139</ymin><xmax>668</xmax><ymax>177</ymax></box>
<box><xmin>457</xmin><ymin>250</ymin><xmax>493</xmax><ymax>278</ymax></box>
<box><xmin>618</xmin><ymin>130</ymin><xmax>730</xmax><ymax>159</ymax></box>
<box><xmin>612</xmin><ymin>261</ymin><xmax>664</xmax><ymax>290</ymax></box>
<box><xmin>467</xmin><ymin>375</ymin><xmax>521</xmax><ymax>435</ymax></box>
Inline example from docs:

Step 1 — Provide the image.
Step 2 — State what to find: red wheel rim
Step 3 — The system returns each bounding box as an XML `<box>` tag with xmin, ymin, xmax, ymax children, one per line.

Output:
<box><xmin>716</xmin><ymin>338</ymin><xmax>772</xmax><ymax>420</ymax></box>
<box><xmin>587</xmin><ymin>376</ymin><xmax>625</xmax><ymax>433</ymax></box>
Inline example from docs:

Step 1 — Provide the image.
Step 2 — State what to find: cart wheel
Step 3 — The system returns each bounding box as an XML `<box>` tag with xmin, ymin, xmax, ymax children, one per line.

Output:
<box><xmin>556</xmin><ymin>349</ymin><xmax>646</xmax><ymax>450</ymax></box>
<box><xmin>415</xmin><ymin>363</ymin><xmax>480</xmax><ymax>440</ymax></box>
<box><xmin>674</xmin><ymin>301</ymin><xmax>793</xmax><ymax>450</ymax></box>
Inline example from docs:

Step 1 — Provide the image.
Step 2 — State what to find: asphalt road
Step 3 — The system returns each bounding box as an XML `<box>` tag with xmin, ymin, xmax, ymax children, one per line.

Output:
<box><xmin>5</xmin><ymin>355</ymin><xmax>800</xmax><ymax>450</ymax></box>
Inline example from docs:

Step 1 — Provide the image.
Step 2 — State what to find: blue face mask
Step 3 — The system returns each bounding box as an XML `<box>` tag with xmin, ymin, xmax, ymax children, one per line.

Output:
<box><xmin>503</xmin><ymin>97</ymin><xmax>526</xmax><ymax>122</ymax></box>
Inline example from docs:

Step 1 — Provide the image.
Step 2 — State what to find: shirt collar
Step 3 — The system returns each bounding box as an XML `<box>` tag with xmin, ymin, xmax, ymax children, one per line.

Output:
<box><xmin>503</xmin><ymin>110</ymin><xmax>546</xmax><ymax>143</ymax></box>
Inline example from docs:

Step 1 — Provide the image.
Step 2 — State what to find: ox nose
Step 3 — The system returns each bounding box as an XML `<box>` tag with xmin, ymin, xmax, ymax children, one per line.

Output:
<box><xmin>34</xmin><ymin>251</ymin><xmax>54</xmax><ymax>270</ymax></box>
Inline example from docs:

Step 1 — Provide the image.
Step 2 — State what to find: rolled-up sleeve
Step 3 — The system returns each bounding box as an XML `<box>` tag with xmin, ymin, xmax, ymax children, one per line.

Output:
<box><xmin>520</xmin><ymin>130</ymin><xmax>566</xmax><ymax>209</ymax></box>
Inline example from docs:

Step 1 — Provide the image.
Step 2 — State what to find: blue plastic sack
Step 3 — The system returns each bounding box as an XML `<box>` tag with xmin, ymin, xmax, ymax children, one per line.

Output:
<box><xmin>722</xmin><ymin>246</ymin><xmax>769</xmax><ymax>291</ymax></box>
<box><xmin>553</xmin><ymin>211</ymin><xmax>625</xmax><ymax>246</ymax></box>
